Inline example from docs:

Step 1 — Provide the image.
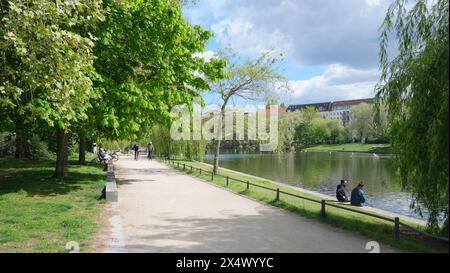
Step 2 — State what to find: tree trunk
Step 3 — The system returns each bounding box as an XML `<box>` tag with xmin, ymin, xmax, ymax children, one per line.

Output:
<box><xmin>55</xmin><ymin>128</ymin><xmax>69</xmax><ymax>179</ymax></box>
<box><xmin>213</xmin><ymin>138</ymin><xmax>221</xmax><ymax>175</ymax></box>
<box><xmin>15</xmin><ymin>127</ymin><xmax>31</xmax><ymax>159</ymax></box>
<box><xmin>212</xmin><ymin>108</ymin><xmax>225</xmax><ymax>175</ymax></box>
<box><xmin>78</xmin><ymin>135</ymin><xmax>86</xmax><ymax>165</ymax></box>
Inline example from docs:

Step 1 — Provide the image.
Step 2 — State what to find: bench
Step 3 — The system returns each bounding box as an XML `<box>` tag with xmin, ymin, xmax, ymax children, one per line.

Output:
<box><xmin>105</xmin><ymin>160</ymin><xmax>118</xmax><ymax>202</ymax></box>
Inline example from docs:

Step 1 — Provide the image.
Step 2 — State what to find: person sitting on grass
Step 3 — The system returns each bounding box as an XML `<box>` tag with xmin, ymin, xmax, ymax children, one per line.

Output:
<box><xmin>336</xmin><ymin>180</ymin><xmax>349</xmax><ymax>202</ymax></box>
<box><xmin>350</xmin><ymin>182</ymin><xmax>366</xmax><ymax>207</ymax></box>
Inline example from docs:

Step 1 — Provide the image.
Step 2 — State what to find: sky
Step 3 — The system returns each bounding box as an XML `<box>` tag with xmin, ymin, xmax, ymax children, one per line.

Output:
<box><xmin>183</xmin><ymin>0</ymin><xmax>393</xmax><ymax>106</ymax></box>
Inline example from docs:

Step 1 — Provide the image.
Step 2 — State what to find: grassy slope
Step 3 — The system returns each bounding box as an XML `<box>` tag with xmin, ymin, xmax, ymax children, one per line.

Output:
<box><xmin>0</xmin><ymin>155</ymin><xmax>105</xmax><ymax>253</ymax></box>
<box><xmin>305</xmin><ymin>143</ymin><xmax>392</xmax><ymax>154</ymax></box>
<box><xmin>164</xmin><ymin>159</ymin><xmax>447</xmax><ymax>253</ymax></box>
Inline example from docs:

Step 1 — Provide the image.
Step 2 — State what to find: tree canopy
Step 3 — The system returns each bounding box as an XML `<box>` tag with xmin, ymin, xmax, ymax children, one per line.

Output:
<box><xmin>1</xmin><ymin>0</ymin><xmax>224</xmax><ymax>177</ymax></box>
<box><xmin>91</xmin><ymin>0</ymin><xmax>224</xmax><ymax>139</ymax></box>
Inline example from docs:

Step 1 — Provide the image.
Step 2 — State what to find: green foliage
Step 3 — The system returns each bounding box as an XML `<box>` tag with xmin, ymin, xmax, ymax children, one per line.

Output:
<box><xmin>350</xmin><ymin>103</ymin><xmax>375</xmax><ymax>143</ymax></box>
<box><xmin>300</xmin><ymin>107</ymin><xmax>320</xmax><ymax>123</ymax></box>
<box><xmin>277</xmin><ymin>112</ymin><xmax>303</xmax><ymax>152</ymax></box>
<box><xmin>327</xmin><ymin>119</ymin><xmax>346</xmax><ymax>144</ymax></box>
<box><xmin>377</xmin><ymin>0</ymin><xmax>449</xmax><ymax>231</ymax></box>
<box><xmin>0</xmin><ymin>0</ymin><xmax>104</xmax><ymax>129</ymax></box>
<box><xmin>90</xmin><ymin>0</ymin><xmax>225</xmax><ymax>139</ymax></box>
<box><xmin>294</xmin><ymin>107</ymin><xmax>332</xmax><ymax>146</ymax></box>
<box><xmin>312</xmin><ymin>119</ymin><xmax>331</xmax><ymax>143</ymax></box>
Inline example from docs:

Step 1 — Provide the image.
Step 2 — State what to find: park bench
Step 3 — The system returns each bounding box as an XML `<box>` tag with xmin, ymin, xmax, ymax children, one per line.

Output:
<box><xmin>99</xmin><ymin>159</ymin><xmax>118</xmax><ymax>202</ymax></box>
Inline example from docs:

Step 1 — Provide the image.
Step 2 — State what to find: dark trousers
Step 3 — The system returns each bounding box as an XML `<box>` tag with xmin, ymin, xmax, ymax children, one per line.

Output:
<box><xmin>134</xmin><ymin>151</ymin><xmax>139</xmax><ymax>160</ymax></box>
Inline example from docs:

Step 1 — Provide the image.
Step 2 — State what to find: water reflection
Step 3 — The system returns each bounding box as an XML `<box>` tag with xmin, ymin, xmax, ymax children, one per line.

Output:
<box><xmin>204</xmin><ymin>151</ymin><xmax>427</xmax><ymax>220</ymax></box>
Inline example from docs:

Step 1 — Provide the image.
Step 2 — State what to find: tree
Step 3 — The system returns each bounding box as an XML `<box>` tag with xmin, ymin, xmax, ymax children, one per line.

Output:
<box><xmin>373</xmin><ymin>103</ymin><xmax>390</xmax><ymax>142</ymax></box>
<box><xmin>327</xmin><ymin>119</ymin><xmax>345</xmax><ymax>144</ymax></box>
<box><xmin>377</xmin><ymin>0</ymin><xmax>449</xmax><ymax>231</ymax></box>
<box><xmin>0</xmin><ymin>0</ymin><xmax>104</xmax><ymax>178</ymax></box>
<box><xmin>277</xmin><ymin>111</ymin><xmax>303</xmax><ymax>152</ymax></box>
<box><xmin>89</xmin><ymin>0</ymin><xmax>224</xmax><ymax>141</ymax></box>
<box><xmin>294</xmin><ymin>122</ymin><xmax>315</xmax><ymax>148</ymax></box>
<box><xmin>350</xmin><ymin>103</ymin><xmax>374</xmax><ymax>143</ymax></box>
<box><xmin>312</xmin><ymin>119</ymin><xmax>331</xmax><ymax>143</ymax></box>
<box><xmin>300</xmin><ymin>107</ymin><xmax>320</xmax><ymax>124</ymax></box>
<box><xmin>209</xmin><ymin>49</ymin><xmax>286</xmax><ymax>174</ymax></box>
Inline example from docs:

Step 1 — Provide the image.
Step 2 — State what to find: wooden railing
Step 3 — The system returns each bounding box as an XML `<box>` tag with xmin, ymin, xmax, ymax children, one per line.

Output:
<box><xmin>159</xmin><ymin>157</ymin><xmax>449</xmax><ymax>244</ymax></box>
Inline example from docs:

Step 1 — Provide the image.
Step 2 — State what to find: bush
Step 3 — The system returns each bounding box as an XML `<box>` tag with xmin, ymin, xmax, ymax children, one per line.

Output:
<box><xmin>0</xmin><ymin>132</ymin><xmax>15</xmax><ymax>157</ymax></box>
<box><xmin>28</xmin><ymin>134</ymin><xmax>49</xmax><ymax>159</ymax></box>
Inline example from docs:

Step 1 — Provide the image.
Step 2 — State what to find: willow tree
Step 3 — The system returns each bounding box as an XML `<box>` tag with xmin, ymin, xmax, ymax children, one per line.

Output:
<box><xmin>376</xmin><ymin>0</ymin><xmax>449</xmax><ymax>232</ymax></box>
<box><xmin>0</xmin><ymin>0</ymin><xmax>104</xmax><ymax>177</ymax></box>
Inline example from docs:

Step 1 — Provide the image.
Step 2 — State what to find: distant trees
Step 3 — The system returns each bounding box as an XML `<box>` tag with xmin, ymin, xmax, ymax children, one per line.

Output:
<box><xmin>327</xmin><ymin>119</ymin><xmax>346</xmax><ymax>144</ymax></box>
<box><xmin>291</xmin><ymin>104</ymin><xmax>389</xmax><ymax>147</ymax></box>
<box><xmin>350</xmin><ymin>103</ymin><xmax>375</xmax><ymax>143</ymax></box>
<box><xmin>377</xmin><ymin>0</ymin><xmax>449</xmax><ymax>232</ymax></box>
<box><xmin>294</xmin><ymin>107</ymin><xmax>343</xmax><ymax>147</ymax></box>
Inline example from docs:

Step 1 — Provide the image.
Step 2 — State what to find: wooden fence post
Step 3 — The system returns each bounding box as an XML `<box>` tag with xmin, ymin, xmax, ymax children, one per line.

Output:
<box><xmin>276</xmin><ymin>188</ymin><xmax>280</xmax><ymax>201</ymax></box>
<box><xmin>226</xmin><ymin>176</ymin><xmax>229</xmax><ymax>186</ymax></box>
<box><xmin>211</xmin><ymin>172</ymin><xmax>214</xmax><ymax>181</ymax></box>
<box><xmin>394</xmin><ymin>217</ymin><xmax>400</xmax><ymax>241</ymax></box>
<box><xmin>246</xmin><ymin>181</ymin><xmax>250</xmax><ymax>190</ymax></box>
<box><xmin>200</xmin><ymin>168</ymin><xmax>202</xmax><ymax>175</ymax></box>
<box><xmin>321</xmin><ymin>200</ymin><xmax>326</xmax><ymax>217</ymax></box>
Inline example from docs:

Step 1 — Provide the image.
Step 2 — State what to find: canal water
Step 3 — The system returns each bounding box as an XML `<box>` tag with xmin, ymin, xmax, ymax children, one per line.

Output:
<box><xmin>204</xmin><ymin>151</ymin><xmax>427</xmax><ymax>220</ymax></box>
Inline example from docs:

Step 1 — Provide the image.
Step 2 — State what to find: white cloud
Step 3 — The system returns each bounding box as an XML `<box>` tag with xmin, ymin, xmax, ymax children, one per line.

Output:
<box><xmin>186</xmin><ymin>0</ymin><xmax>390</xmax><ymax>68</ymax></box>
<box><xmin>282</xmin><ymin>64</ymin><xmax>379</xmax><ymax>104</ymax></box>
<box><xmin>211</xmin><ymin>18</ymin><xmax>292</xmax><ymax>58</ymax></box>
<box><xmin>366</xmin><ymin>0</ymin><xmax>383</xmax><ymax>6</ymax></box>
<box><xmin>193</xmin><ymin>50</ymin><xmax>216</xmax><ymax>62</ymax></box>
<box><xmin>185</xmin><ymin>1</ymin><xmax>390</xmax><ymax>105</ymax></box>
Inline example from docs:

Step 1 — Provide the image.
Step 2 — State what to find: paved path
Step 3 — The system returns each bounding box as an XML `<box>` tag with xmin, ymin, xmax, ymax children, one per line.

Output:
<box><xmin>104</xmin><ymin>156</ymin><xmax>398</xmax><ymax>253</ymax></box>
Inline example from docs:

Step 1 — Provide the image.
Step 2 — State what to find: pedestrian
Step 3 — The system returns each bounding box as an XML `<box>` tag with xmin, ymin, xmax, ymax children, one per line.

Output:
<box><xmin>132</xmin><ymin>144</ymin><xmax>139</xmax><ymax>160</ymax></box>
<box><xmin>147</xmin><ymin>142</ymin><xmax>155</xmax><ymax>161</ymax></box>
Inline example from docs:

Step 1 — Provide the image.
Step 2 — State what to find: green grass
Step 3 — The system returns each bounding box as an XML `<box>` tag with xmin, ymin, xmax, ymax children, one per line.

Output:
<box><xmin>0</xmin><ymin>155</ymin><xmax>105</xmax><ymax>253</ymax></box>
<box><xmin>163</xmin><ymin>159</ymin><xmax>448</xmax><ymax>253</ymax></box>
<box><xmin>305</xmin><ymin>143</ymin><xmax>392</xmax><ymax>154</ymax></box>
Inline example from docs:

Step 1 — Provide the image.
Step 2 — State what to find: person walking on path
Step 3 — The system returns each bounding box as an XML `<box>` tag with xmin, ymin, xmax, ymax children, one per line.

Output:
<box><xmin>132</xmin><ymin>144</ymin><xmax>139</xmax><ymax>161</ymax></box>
<box><xmin>147</xmin><ymin>142</ymin><xmax>155</xmax><ymax>161</ymax></box>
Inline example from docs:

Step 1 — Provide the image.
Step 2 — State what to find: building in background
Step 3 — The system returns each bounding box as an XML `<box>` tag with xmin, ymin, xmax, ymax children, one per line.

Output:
<box><xmin>286</xmin><ymin>98</ymin><xmax>374</xmax><ymax>124</ymax></box>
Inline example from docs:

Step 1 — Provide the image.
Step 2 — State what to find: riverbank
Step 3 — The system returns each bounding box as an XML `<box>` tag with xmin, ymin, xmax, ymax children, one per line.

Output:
<box><xmin>0</xmin><ymin>155</ymin><xmax>105</xmax><ymax>252</ymax></box>
<box><xmin>162</xmin><ymin>159</ymin><xmax>448</xmax><ymax>253</ymax></box>
<box><xmin>304</xmin><ymin>143</ymin><xmax>392</xmax><ymax>154</ymax></box>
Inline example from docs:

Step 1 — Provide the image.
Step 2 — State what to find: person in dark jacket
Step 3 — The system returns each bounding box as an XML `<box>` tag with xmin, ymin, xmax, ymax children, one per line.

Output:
<box><xmin>147</xmin><ymin>142</ymin><xmax>155</xmax><ymax>161</ymax></box>
<box><xmin>132</xmin><ymin>144</ymin><xmax>139</xmax><ymax>161</ymax></box>
<box><xmin>336</xmin><ymin>180</ymin><xmax>349</xmax><ymax>202</ymax></box>
<box><xmin>351</xmin><ymin>182</ymin><xmax>366</xmax><ymax>207</ymax></box>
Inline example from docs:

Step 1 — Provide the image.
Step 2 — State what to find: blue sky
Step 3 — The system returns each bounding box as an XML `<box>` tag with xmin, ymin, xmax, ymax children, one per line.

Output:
<box><xmin>183</xmin><ymin>0</ymin><xmax>392</xmax><ymax>106</ymax></box>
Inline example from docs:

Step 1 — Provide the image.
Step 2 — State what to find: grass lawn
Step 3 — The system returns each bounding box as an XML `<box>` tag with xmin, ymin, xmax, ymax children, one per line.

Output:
<box><xmin>163</xmin><ymin>159</ymin><xmax>448</xmax><ymax>253</ymax></box>
<box><xmin>0</xmin><ymin>155</ymin><xmax>105</xmax><ymax>253</ymax></box>
<box><xmin>305</xmin><ymin>143</ymin><xmax>392</xmax><ymax>154</ymax></box>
